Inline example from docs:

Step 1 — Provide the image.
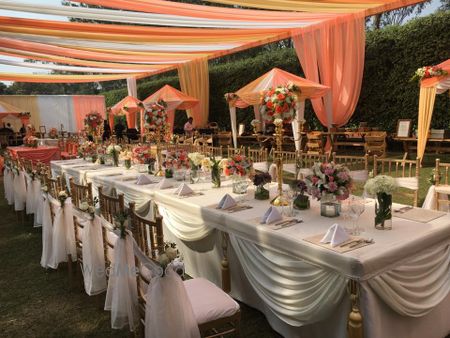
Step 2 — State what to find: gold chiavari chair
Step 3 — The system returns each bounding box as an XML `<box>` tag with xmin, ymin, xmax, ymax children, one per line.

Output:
<box><xmin>332</xmin><ymin>153</ymin><xmax>369</xmax><ymax>171</ymax></box>
<box><xmin>128</xmin><ymin>203</ymin><xmax>241</xmax><ymax>337</ymax></box>
<box><xmin>306</xmin><ymin>131</ymin><xmax>324</xmax><ymax>154</ymax></box>
<box><xmin>364</xmin><ymin>132</ymin><xmax>387</xmax><ymax>158</ymax></box>
<box><xmin>247</xmin><ymin>147</ymin><xmax>268</xmax><ymax>163</ymax></box>
<box><xmin>69</xmin><ymin>178</ymin><xmax>93</xmax><ymax>210</ymax></box>
<box><xmin>434</xmin><ymin>159</ymin><xmax>450</xmax><ymax>211</ymax></box>
<box><xmin>273</xmin><ymin>150</ymin><xmax>298</xmax><ymax>164</ymax></box>
<box><xmin>374</xmin><ymin>155</ymin><xmax>420</xmax><ymax>207</ymax></box>
<box><xmin>204</xmin><ymin>146</ymin><xmax>223</xmax><ymax>158</ymax></box>
<box><xmin>227</xmin><ymin>146</ymin><xmax>245</xmax><ymax>158</ymax></box>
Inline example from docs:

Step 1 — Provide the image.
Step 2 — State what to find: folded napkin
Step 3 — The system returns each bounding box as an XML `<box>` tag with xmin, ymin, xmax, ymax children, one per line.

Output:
<box><xmin>320</xmin><ymin>223</ymin><xmax>349</xmax><ymax>247</ymax></box>
<box><xmin>175</xmin><ymin>183</ymin><xmax>194</xmax><ymax>196</ymax></box>
<box><xmin>260</xmin><ymin>206</ymin><xmax>282</xmax><ymax>224</ymax></box>
<box><xmin>217</xmin><ymin>194</ymin><xmax>237</xmax><ymax>209</ymax></box>
<box><xmin>156</xmin><ymin>178</ymin><xmax>173</xmax><ymax>190</ymax></box>
<box><xmin>136</xmin><ymin>174</ymin><xmax>153</xmax><ymax>185</ymax></box>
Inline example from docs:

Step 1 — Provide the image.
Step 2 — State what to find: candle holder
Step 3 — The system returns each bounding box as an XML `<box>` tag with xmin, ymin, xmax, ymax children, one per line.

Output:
<box><xmin>271</xmin><ymin>122</ymin><xmax>289</xmax><ymax>207</ymax></box>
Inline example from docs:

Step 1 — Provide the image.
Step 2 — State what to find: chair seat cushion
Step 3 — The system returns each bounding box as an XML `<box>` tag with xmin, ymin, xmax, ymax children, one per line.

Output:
<box><xmin>184</xmin><ymin>278</ymin><xmax>239</xmax><ymax>325</ymax></box>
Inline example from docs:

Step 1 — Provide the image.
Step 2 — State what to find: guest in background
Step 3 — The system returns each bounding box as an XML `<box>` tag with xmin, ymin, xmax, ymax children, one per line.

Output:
<box><xmin>102</xmin><ymin>120</ymin><xmax>111</xmax><ymax>141</ymax></box>
<box><xmin>126</xmin><ymin>127</ymin><xmax>139</xmax><ymax>143</ymax></box>
<box><xmin>184</xmin><ymin>117</ymin><xmax>194</xmax><ymax>138</ymax></box>
<box><xmin>114</xmin><ymin>119</ymin><xmax>125</xmax><ymax>141</ymax></box>
<box><xmin>19</xmin><ymin>124</ymin><xmax>26</xmax><ymax>137</ymax></box>
<box><xmin>5</xmin><ymin>123</ymin><xmax>13</xmax><ymax>133</ymax></box>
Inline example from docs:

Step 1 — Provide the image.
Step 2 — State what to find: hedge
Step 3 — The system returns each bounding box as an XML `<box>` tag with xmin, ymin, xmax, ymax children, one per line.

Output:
<box><xmin>103</xmin><ymin>11</ymin><xmax>450</xmax><ymax>132</ymax></box>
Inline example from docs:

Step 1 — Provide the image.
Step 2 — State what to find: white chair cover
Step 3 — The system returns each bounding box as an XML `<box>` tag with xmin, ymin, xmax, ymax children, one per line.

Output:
<box><xmin>349</xmin><ymin>169</ymin><xmax>369</xmax><ymax>182</ymax></box>
<box><xmin>269</xmin><ymin>163</ymin><xmax>277</xmax><ymax>182</ymax></box>
<box><xmin>25</xmin><ymin>173</ymin><xmax>36</xmax><ymax>215</ymax></box>
<box><xmin>78</xmin><ymin>214</ymin><xmax>107</xmax><ymax>295</ymax></box>
<box><xmin>4</xmin><ymin>167</ymin><xmax>14</xmax><ymax>205</ymax></box>
<box><xmin>14</xmin><ymin>170</ymin><xmax>27</xmax><ymax>211</ymax></box>
<box><xmin>49</xmin><ymin>196</ymin><xmax>77</xmax><ymax>269</ymax></box>
<box><xmin>297</xmin><ymin>168</ymin><xmax>313</xmax><ymax>179</ymax></box>
<box><xmin>34</xmin><ymin>180</ymin><xmax>43</xmax><ymax>227</ymax></box>
<box><xmin>395</xmin><ymin>177</ymin><xmax>419</xmax><ymax>190</ymax></box>
<box><xmin>40</xmin><ymin>193</ymin><xmax>53</xmax><ymax>268</ymax></box>
<box><xmin>422</xmin><ymin>185</ymin><xmax>450</xmax><ymax>211</ymax></box>
<box><xmin>104</xmin><ymin>230</ymin><xmax>139</xmax><ymax>331</ymax></box>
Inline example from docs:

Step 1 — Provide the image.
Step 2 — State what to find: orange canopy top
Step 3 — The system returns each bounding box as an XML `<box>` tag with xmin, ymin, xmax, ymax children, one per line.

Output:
<box><xmin>143</xmin><ymin>84</ymin><xmax>199</xmax><ymax>111</ymax></box>
<box><xmin>0</xmin><ymin>100</ymin><xmax>25</xmax><ymax>113</ymax></box>
<box><xmin>232</xmin><ymin>67</ymin><xmax>329</xmax><ymax>107</ymax></box>
<box><xmin>420</xmin><ymin>59</ymin><xmax>450</xmax><ymax>89</ymax></box>
<box><xmin>110</xmin><ymin>95</ymin><xmax>143</xmax><ymax>114</ymax></box>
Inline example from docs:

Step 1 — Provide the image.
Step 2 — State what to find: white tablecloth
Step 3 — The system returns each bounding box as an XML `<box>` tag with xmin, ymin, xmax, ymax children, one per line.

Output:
<box><xmin>50</xmin><ymin>159</ymin><xmax>450</xmax><ymax>338</ymax></box>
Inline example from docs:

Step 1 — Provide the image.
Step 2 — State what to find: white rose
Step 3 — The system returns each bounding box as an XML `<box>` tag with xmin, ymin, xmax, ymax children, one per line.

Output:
<box><xmin>157</xmin><ymin>253</ymin><xmax>170</xmax><ymax>266</ymax></box>
<box><xmin>88</xmin><ymin>206</ymin><xmax>96</xmax><ymax>214</ymax></box>
<box><xmin>58</xmin><ymin>191</ymin><xmax>68</xmax><ymax>198</ymax></box>
<box><xmin>114</xmin><ymin>145</ymin><xmax>122</xmax><ymax>152</ymax></box>
<box><xmin>79</xmin><ymin>201</ymin><xmax>89</xmax><ymax>211</ymax></box>
<box><xmin>166</xmin><ymin>247</ymin><xmax>178</xmax><ymax>260</ymax></box>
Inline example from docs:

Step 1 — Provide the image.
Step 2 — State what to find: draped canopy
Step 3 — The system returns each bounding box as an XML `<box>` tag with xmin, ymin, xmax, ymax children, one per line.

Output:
<box><xmin>417</xmin><ymin>59</ymin><xmax>450</xmax><ymax>160</ymax></box>
<box><xmin>110</xmin><ymin>96</ymin><xmax>143</xmax><ymax>129</ymax></box>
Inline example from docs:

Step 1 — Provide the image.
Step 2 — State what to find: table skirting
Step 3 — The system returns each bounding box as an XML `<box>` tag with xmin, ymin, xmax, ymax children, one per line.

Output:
<box><xmin>8</xmin><ymin>145</ymin><xmax>60</xmax><ymax>164</ymax></box>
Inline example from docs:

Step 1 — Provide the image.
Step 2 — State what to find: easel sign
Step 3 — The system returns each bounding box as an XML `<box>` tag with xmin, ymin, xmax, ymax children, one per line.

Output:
<box><xmin>396</xmin><ymin>119</ymin><xmax>412</xmax><ymax>138</ymax></box>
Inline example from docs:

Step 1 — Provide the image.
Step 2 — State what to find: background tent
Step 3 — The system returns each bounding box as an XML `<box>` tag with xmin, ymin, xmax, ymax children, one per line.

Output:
<box><xmin>228</xmin><ymin>68</ymin><xmax>329</xmax><ymax>148</ymax></box>
<box><xmin>417</xmin><ymin>59</ymin><xmax>450</xmax><ymax>160</ymax></box>
<box><xmin>143</xmin><ymin>85</ymin><xmax>199</xmax><ymax>133</ymax></box>
<box><xmin>109</xmin><ymin>95</ymin><xmax>143</xmax><ymax>130</ymax></box>
<box><xmin>0</xmin><ymin>101</ymin><xmax>29</xmax><ymax>131</ymax></box>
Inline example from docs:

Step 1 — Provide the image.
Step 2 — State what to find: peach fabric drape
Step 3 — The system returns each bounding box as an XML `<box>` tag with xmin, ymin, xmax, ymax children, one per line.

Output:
<box><xmin>292</xmin><ymin>14</ymin><xmax>365</xmax><ymax>128</ymax></box>
<box><xmin>0</xmin><ymin>72</ymin><xmax>151</xmax><ymax>83</ymax></box>
<box><xmin>72</xmin><ymin>96</ymin><xmax>106</xmax><ymax>131</ymax></box>
<box><xmin>417</xmin><ymin>86</ymin><xmax>437</xmax><ymax>161</ymax></box>
<box><xmin>0</xmin><ymin>96</ymin><xmax>40</xmax><ymax>127</ymax></box>
<box><xmin>178</xmin><ymin>58</ymin><xmax>209</xmax><ymax>127</ymax></box>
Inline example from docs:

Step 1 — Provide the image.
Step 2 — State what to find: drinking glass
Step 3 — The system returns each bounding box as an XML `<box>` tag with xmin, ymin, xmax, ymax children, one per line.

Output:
<box><xmin>349</xmin><ymin>197</ymin><xmax>365</xmax><ymax>236</ymax></box>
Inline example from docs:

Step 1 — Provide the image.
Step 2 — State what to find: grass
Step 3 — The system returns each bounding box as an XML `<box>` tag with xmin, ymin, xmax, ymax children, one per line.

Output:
<box><xmin>0</xmin><ymin>178</ymin><xmax>280</xmax><ymax>338</ymax></box>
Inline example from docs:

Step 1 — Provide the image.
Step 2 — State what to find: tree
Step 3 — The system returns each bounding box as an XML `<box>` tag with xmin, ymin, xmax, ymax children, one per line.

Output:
<box><xmin>371</xmin><ymin>2</ymin><xmax>431</xmax><ymax>29</ymax></box>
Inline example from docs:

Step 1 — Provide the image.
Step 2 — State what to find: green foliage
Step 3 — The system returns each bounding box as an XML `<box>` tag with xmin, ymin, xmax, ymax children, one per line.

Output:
<box><xmin>100</xmin><ymin>11</ymin><xmax>450</xmax><ymax>132</ymax></box>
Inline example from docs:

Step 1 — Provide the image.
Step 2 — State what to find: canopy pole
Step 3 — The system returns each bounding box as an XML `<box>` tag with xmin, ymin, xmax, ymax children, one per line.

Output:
<box><xmin>293</xmin><ymin>100</ymin><xmax>305</xmax><ymax>151</ymax></box>
<box><xmin>229</xmin><ymin>105</ymin><xmax>238</xmax><ymax>148</ymax></box>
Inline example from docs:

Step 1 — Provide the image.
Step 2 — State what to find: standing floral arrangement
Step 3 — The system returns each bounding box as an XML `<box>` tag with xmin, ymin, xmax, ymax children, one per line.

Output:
<box><xmin>84</xmin><ymin>111</ymin><xmax>103</xmax><ymax>137</ymax></box>
<box><xmin>48</xmin><ymin>127</ymin><xmax>58</xmax><ymax>139</ymax></box>
<box><xmin>412</xmin><ymin>65</ymin><xmax>448</xmax><ymax>81</ymax></box>
<box><xmin>144</xmin><ymin>100</ymin><xmax>168</xmax><ymax>130</ymax></box>
<box><xmin>364</xmin><ymin>175</ymin><xmax>397</xmax><ymax>230</ymax></box>
<box><xmin>23</xmin><ymin>135</ymin><xmax>38</xmax><ymax>148</ymax></box>
<box><xmin>260</xmin><ymin>83</ymin><xmax>299</xmax><ymax>123</ymax></box>
<box><xmin>162</xmin><ymin>150</ymin><xmax>190</xmax><ymax>171</ymax></box>
<box><xmin>305</xmin><ymin>162</ymin><xmax>352</xmax><ymax>201</ymax></box>
<box><xmin>132</xmin><ymin>146</ymin><xmax>155</xmax><ymax>164</ymax></box>
<box><xmin>226</xmin><ymin>154</ymin><xmax>253</xmax><ymax>177</ymax></box>
<box><xmin>107</xmin><ymin>144</ymin><xmax>122</xmax><ymax>167</ymax></box>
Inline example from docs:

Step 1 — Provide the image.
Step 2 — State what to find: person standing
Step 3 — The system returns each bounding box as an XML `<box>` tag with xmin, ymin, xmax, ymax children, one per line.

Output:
<box><xmin>102</xmin><ymin>120</ymin><xmax>111</xmax><ymax>141</ymax></box>
<box><xmin>184</xmin><ymin>117</ymin><xmax>194</xmax><ymax>138</ymax></box>
<box><xmin>114</xmin><ymin>119</ymin><xmax>125</xmax><ymax>141</ymax></box>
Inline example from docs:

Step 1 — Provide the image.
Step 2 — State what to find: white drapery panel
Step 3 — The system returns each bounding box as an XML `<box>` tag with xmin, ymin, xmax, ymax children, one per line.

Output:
<box><xmin>33</xmin><ymin>180</ymin><xmax>43</xmax><ymax>227</ymax></box>
<box><xmin>229</xmin><ymin>106</ymin><xmax>238</xmax><ymax>147</ymax></box>
<box><xmin>49</xmin><ymin>196</ymin><xmax>77</xmax><ymax>269</ymax></box>
<box><xmin>37</xmin><ymin>95</ymin><xmax>75</xmax><ymax>132</ymax></box>
<box><xmin>4</xmin><ymin>167</ymin><xmax>14</xmax><ymax>205</ymax></box>
<box><xmin>366</xmin><ymin>243</ymin><xmax>450</xmax><ymax>317</ymax></box>
<box><xmin>395</xmin><ymin>177</ymin><xmax>419</xmax><ymax>191</ymax></box>
<box><xmin>40</xmin><ymin>193</ymin><xmax>53</xmax><ymax>268</ymax></box>
<box><xmin>292</xmin><ymin>100</ymin><xmax>306</xmax><ymax>151</ymax></box>
<box><xmin>25</xmin><ymin>172</ymin><xmax>36</xmax><ymax>215</ymax></box>
<box><xmin>229</xmin><ymin>234</ymin><xmax>348</xmax><ymax>326</ymax></box>
<box><xmin>126</xmin><ymin>77</ymin><xmax>138</xmax><ymax>98</ymax></box>
<box><xmin>13</xmin><ymin>170</ymin><xmax>27</xmax><ymax>211</ymax></box>
<box><xmin>422</xmin><ymin>185</ymin><xmax>450</xmax><ymax>211</ymax></box>
<box><xmin>349</xmin><ymin>169</ymin><xmax>368</xmax><ymax>182</ymax></box>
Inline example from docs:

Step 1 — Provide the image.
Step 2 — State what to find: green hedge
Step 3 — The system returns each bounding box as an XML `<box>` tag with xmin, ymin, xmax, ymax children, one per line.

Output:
<box><xmin>103</xmin><ymin>11</ymin><xmax>450</xmax><ymax>132</ymax></box>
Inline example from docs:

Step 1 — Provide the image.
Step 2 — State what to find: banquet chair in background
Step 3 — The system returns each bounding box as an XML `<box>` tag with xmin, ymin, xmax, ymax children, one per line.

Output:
<box><xmin>273</xmin><ymin>150</ymin><xmax>298</xmax><ymax>164</ymax></box>
<box><xmin>69</xmin><ymin>178</ymin><xmax>93</xmax><ymax>210</ymax></box>
<box><xmin>128</xmin><ymin>203</ymin><xmax>241</xmax><ymax>337</ymax></box>
<box><xmin>305</xmin><ymin>131</ymin><xmax>324</xmax><ymax>154</ymax></box>
<box><xmin>332</xmin><ymin>153</ymin><xmax>369</xmax><ymax>182</ymax></box>
<box><xmin>227</xmin><ymin>146</ymin><xmax>245</xmax><ymax>158</ymax></box>
<box><xmin>434</xmin><ymin>159</ymin><xmax>450</xmax><ymax>211</ymax></box>
<box><xmin>247</xmin><ymin>147</ymin><xmax>268</xmax><ymax>163</ymax></box>
<box><xmin>364</xmin><ymin>132</ymin><xmax>387</xmax><ymax>158</ymax></box>
<box><xmin>217</xmin><ymin>132</ymin><xmax>232</xmax><ymax>148</ymax></box>
<box><xmin>204</xmin><ymin>146</ymin><xmax>223</xmax><ymax>158</ymax></box>
<box><xmin>374</xmin><ymin>155</ymin><xmax>420</xmax><ymax>207</ymax></box>
<box><xmin>297</xmin><ymin>151</ymin><xmax>329</xmax><ymax>179</ymax></box>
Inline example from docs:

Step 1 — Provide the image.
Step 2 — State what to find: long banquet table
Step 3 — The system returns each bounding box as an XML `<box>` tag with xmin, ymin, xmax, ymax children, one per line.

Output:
<box><xmin>51</xmin><ymin>159</ymin><xmax>450</xmax><ymax>338</ymax></box>
<box><xmin>8</xmin><ymin>145</ymin><xmax>60</xmax><ymax>164</ymax></box>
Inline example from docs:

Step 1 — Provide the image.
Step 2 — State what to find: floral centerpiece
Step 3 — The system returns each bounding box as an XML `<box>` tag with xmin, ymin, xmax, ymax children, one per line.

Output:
<box><xmin>78</xmin><ymin>141</ymin><xmax>97</xmax><ymax>160</ymax></box>
<box><xmin>162</xmin><ymin>149</ymin><xmax>190</xmax><ymax>178</ymax></box>
<box><xmin>290</xmin><ymin>179</ymin><xmax>309</xmax><ymax>210</ymax></box>
<box><xmin>260</xmin><ymin>83</ymin><xmax>298</xmax><ymax>123</ymax></box>
<box><xmin>364</xmin><ymin>175</ymin><xmax>397</xmax><ymax>230</ymax></box>
<box><xmin>132</xmin><ymin>145</ymin><xmax>156</xmax><ymax>173</ymax></box>
<box><xmin>412</xmin><ymin>65</ymin><xmax>448</xmax><ymax>81</ymax></box>
<box><xmin>305</xmin><ymin>162</ymin><xmax>352</xmax><ymax>217</ymax></box>
<box><xmin>84</xmin><ymin>111</ymin><xmax>103</xmax><ymax>138</ymax></box>
<box><xmin>144</xmin><ymin>100</ymin><xmax>167</xmax><ymax>130</ymax></box>
<box><xmin>23</xmin><ymin>135</ymin><xmax>38</xmax><ymax>148</ymax></box>
<box><xmin>227</xmin><ymin>154</ymin><xmax>253</xmax><ymax>194</ymax></box>
<box><xmin>188</xmin><ymin>152</ymin><xmax>205</xmax><ymax>183</ymax></box>
<box><xmin>253</xmin><ymin>172</ymin><xmax>271</xmax><ymax>200</ymax></box>
<box><xmin>120</xmin><ymin>150</ymin><xmax>133</xmax><ymax>169</ymax></box>
<box><xmin>107</xmin><ymin>144</ymin><xmax>122</xmax><ymax>167</ymax></box>
<box><xmin>156</xmin><ymin>242</ymin><xmax>183</xmax><ymax>277</ymax></box>
<box><xmin>48</xmin><ymin>127</ymin><xmax>58</xmax><ymax>139</ymax></box>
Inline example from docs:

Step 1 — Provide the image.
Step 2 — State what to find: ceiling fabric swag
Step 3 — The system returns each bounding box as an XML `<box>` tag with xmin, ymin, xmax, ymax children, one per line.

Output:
<box><xmin>0</xmin><ymin>73</ymin><xmax>151</xmax><ymax>83</ymax></box>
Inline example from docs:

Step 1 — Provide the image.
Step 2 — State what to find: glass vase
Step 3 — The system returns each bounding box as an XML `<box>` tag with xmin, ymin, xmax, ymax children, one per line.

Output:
<box><xmin>190</xmin><ymin>167</ymin><xmax>199</xmax><ymax>184</ymax></box>
<box><xmin>174</xmin><ymin>169</ymin><xmax>186</xmax><ymax>181</ymax></box>
<box><xmin>375</xmin><ymin>193</ymin><xmax>392</xmax><ymax>230</ymax></box>
<box><xmin>147</xmin><ymin>162</ymin><xmax>155</xmax><ymax>174</ymax></box>
<box><xmin>254</xmin><ymin>185</ymin><xmax>269</xmax><ymax>200</ymax></box>
<box><xmin>124</xmin><ymin>159</ymin><xmax>131</xmax><ymax>170</ymax></box>
<box><xmin>294</xmin><ymin>194</ymin><xmax>310</xmax><ymax>210</ymax></box>
<box><xmin>112</xmin><ymin>153</ymin><xmax>119</xmax><ymax>167</ymax></box>
<box><xmin>165</xmin><ymin>168</ymin><xmax>173</xmax><ymax>179</ymax></box>
<box><xmin>232</xmin><ymin>175</ymin><xmax>248</xmax><ymax>194</ymax></box>
<box><xmin>320</xmin><ymin>193</ymin><xmax>341</xmax><ymax>217</ymax></box>
<box><xmin>211</xmin><ymin>166</ymin><xmax>221</xmax><ymax>188</ymax></box>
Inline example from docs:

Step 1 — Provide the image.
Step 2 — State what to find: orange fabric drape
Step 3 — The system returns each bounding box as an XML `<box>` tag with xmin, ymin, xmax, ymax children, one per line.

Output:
<box><xmin>178</xmin><ymin>58</ymin><xmax>209</xmax><ymax>127</ymax></box>
<box><xmin>417</xmin><ymin>86</ymin><xmax>437</xmax><ymax>161</ymax></box>
<box><xmin>292</xmin><ymin>14</ymin><xmax>365</xmax><ymax>127</ymax></box>
<box><xmin>0</xmin><ymin>72</ymin><xmax>151</xmax><ymax>83</ymax></box>
<box><xmin>72</xmin><ymin>96</ymin><xmax>106</xmax><ymax>131</ymax></box>
<box><xmin>108</xmin><ymin>112</ymin><xmax>115</xmax><ymax>130</ymax></box>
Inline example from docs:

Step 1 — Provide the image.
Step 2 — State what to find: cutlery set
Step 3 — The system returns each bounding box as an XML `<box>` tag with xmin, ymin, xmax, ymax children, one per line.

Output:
<box><xmin>394</xmin><ymin>206</ymin><xmax>413</xmax><ymax>213</ymax></box>
<box><xmin>339</xmin><ymin>238</ymin><xmax>374</xmax><ymax>248</ymax></box>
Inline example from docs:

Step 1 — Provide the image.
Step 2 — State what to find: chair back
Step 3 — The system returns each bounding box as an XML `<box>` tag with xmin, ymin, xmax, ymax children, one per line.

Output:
<box><xmin>98</xmin><ymin>186</ymin><xmax>125</xmax><ymax>223</ymax></box>
<box><xmin>69</xmin><ymin>177</ymin><xmax>93</xmax><ymax>210</ymax></box>
<box><xmin>332</xmin><ymin>153</ymin><xmax>368</xmax><ymax>171</ymax></box>
<box><xmin>227</xmin><ymin>146</ymin><xmax>245</xmax><ymax>158</ymax></box>
<box><xmin>204</xmin><ymin>146</ymin><xmax>223</xmax><ymax>158</ymax></box>
<box><xmin>45</xmin><ymin>174</ymin><xmax>64</xmax><ymax>199</ymax></box>
<box><xmin>72</xmin><ymin>215</ymin><xmax>84</xmax><ymax>265</ymax></box>
<box><xmin>247</xmin><ymin>147</ymin><xmax>268</xmax><ymax>163</ymax></box>
<box><xmin>217</xmin><ymin>132</ymin><xmax>232</xmax><ymax>147</ymax></box>
<box><xmin>273</xmin><ymin>150</ymin><xmax>298</xmax><ymax>165</ymax></box>
<box><xmin>434</xmin><ymin>159</ymin><xmax>450</xmax><ymax>210</ymax></box>
<box><xmin>298</xmin><ymin>151</ymin><xmax>328</xmax><ymax>168</ymax></box>
<box><xmin>306</xmin><ymin>131</ymin><xmax>324</xmax><ymax>154</ymax></box>
<box><xmin>364</xmin><ymin>132</ymin><xmax>387</xmax><ymax>158</ymax></box>
<box><xmin>374</xmin><ymin>155</ymin><xmax>420</xmax><ymax>206</ymax></box>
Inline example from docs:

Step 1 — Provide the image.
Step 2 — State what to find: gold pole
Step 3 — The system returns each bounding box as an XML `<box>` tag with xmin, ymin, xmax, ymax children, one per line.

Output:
<box><xmin>271</xmin><ymin>122</ymin><xmax>288</xmax><ymax>206</ymax></box>
<box><xmin>155</xmin><ymin>128</ymin><xmax>164</xmax><ymax>176</ymax></box>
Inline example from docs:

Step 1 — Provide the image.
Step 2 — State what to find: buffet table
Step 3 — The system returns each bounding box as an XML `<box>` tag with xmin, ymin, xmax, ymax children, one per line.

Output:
<box><xmin>51</xmin><ymin>160</ymin><xmax>450</xmax><ymax>338</ymax></box>
<box><xmin>8</xmin><ymin>145</ymin><xmax>60</xmax><ymax>164</ymax></box>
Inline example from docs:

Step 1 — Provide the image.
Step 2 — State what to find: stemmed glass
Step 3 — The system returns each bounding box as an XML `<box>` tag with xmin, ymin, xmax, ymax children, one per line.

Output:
<box><xmin>282</xmin><ymin>188</ymin><xmax>296</xmax><ymax>217</ymax></box>
<box><xmin>349</xmin><ymin>196</ymin><xmax>365</xmax><ymax>236</ymax></box>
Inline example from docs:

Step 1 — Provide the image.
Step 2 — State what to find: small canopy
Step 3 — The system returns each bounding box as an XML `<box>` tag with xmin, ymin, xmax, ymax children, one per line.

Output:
<box><xmin>227</xmin><ymin>67</ymin><xmax>329</xmax><ymax>148</ymax></box>
<box><xmin>0</xmin><ymin>101</ymin><xmax>29</xmax><ymax>131</ymax></box>
<box><xmin>232</xmin><ymin>67</ymin><xmax>329</xmax><ymax>108</ymax></box>
<box><xmin>417</xmin><ymin>59</ymin><xmax>450</xmax><ymax>160</ymax></box>
<box><xmin>109</xmin><ymin>95</ymin><xmax>143</xmax><ymax>129</ymax></box>
<box><xmin>143</xmin><ymin>85</ymin><xmax>199</xmax><ymax>132</ymax></box>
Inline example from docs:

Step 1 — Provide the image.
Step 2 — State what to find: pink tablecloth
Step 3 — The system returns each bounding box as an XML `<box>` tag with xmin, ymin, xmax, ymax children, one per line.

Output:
<box><xmin>7</xmin><ymin>146</ymin><xmax>61</xmax><ymax>164</ymax></box>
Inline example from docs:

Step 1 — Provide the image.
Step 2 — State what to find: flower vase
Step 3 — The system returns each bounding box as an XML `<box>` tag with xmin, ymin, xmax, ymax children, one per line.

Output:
<box><xmin>147</xmin><ymin>162</ymin><xmax>155</xmax><ymax>174</ymax></box>
<box><xmin>112</xmin><ymin>153</ymin><xmax>119</xmax><ymax>167</ymax></box>
<box><xmin>375</xmin><ymin>193</ymin><xmax>392</xmax><ymax>230</ymax></box>
<box><xmin>320</xmin><ymin>193</ymin><xmax>341</xmax><ymax>217</ymax></box>
<box><xmin>174</xmin><ymin>169</ymin><xmax>186</xmax><ymax>181</ymax></box>
<box><xmin>211</xmin><ymin>166</ymin><xmax>221</xmax><ymax>188</ymax></box>
<box><xmin>124</xmin><ymin>159</ymin><xmax>131</xmax><ymax>170</ymax></box>
<box><xmin>165</xmin><ymin>168</ymin><xmax>173</xmax><ymax>179</ymax></box>
<box><xmin>100</xmin><ymin>156</ymin><xmax>105</xmax><ymax>165</ymax></box>
<box><xmin>190</xmin><ymin>168</ymin><xmax>199</xmax><ymax>184</ymax></box>
<box><xmin>91</xmin><ymin>155</ymin><xmax>97</xmax><ymax>163</ymax></box>
<box><xmin>232</xmin><ymin>175</ymin><xmax>248</xmax><ymax>194</ymax></box>
<box><xmin>294</xmin><ymin>194</ymin><xmax>310</xmax><ymax>210</ymax></box>
<box><xmin>255</xmin><ymin>185</ymin><xmax>269</xmax><ymax>200</ymax></box>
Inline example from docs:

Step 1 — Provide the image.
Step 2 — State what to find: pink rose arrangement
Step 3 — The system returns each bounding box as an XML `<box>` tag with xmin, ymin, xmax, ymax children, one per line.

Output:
<box><xmin>226</xmin><ymin>154</ymin><xmax>253</xmax><ymax>177</ymax></box>
<box><xmin>162</xmin><ymin>149</ymin><xmax>190</xmax><ymax>170</ymax></box>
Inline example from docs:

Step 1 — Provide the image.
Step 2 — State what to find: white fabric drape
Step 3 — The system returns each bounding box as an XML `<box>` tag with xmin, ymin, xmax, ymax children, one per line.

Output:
<box><xmin>229</xmin><ymin>234</ymin><xmax>348</xmax><ymax>326</ymax></box>
<box><xmin>292</xmin><ymin>100</ymin><xmax>305</xmax><ymax>151</ymax></box>
<box><xmin>25</xmin><ymin>173</ymin><xmax>36</xmax><ymax>215</ymax></box>
<box><xmin>40</xmin><ymin>193</ymin><xmax>53</xmax><ymax>268</ymax></box>
<box><xmin>4</xmin><ymin>167</ymin><xmax>14</xmax><ymax>205</ymax></box>
<box><xmin>78</xmin><ymin>214</ymin><xmax>107</xmax><ymax>295</ymax></box>
<box><xmin>229</xmin><ymin>106</ymin><xmax>238</xmax><ymax>147</ymax></box>
<box><xmin>34</xmin><ymin>180</ymin><xmax>43</xmax><ymax>227</ymax></box>
<box><xmin>13</xmin><ymin>170</ymin><xmax>27</xmax><ymax>211</ymax></box>
<box><xmin>104</xmin><ymin>232</ymin><xmax>139</xmax><ymax>331</ymax></box>
<box><xmin>366</xmin><ymin>243</ymin><xmax>450</xmax><ymax>317</ymax></box>
<box><xmin>126</xmin><ymin>77</ymin><xmax>138</xmax><ymax>98</ymax></box>
<box><xmin>349</xmin><ymin>169</ymin><xmax>368</xmax><ymax>182</ymax></box>
<box><xmin>49</xmin><ymin>197</ymin><xmax>77</xmax><ymax>269</ymax></box>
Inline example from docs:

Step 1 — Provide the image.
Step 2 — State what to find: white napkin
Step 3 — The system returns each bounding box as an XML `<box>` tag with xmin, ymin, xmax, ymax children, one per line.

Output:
<box><xmin>217</xmin><ymin>194</ymin><xmax>237</xmax><ymax>209</ymax></box>
<box><xmin>260</xmin><ymin>206</ymin><xmax>282</xmax><ymax>224</ymax></box>
<box><xmin>175</xmin><ymin>183</ymin><xmax>194</xmax><ymax>196</ymax></box>
<box><xmin>320</xmin><ymin>223</ymin><xmax>350</xmax><ymax>247</ymax></box>
<box><xmin>156</xmin><ymin>178</ymin><xmax>173</xmax><ymax>190</ymax></box>
<box><xmin>136</xmin><ymin>174</ymin><xmax>153</xmax><ymax>185</ymax></box>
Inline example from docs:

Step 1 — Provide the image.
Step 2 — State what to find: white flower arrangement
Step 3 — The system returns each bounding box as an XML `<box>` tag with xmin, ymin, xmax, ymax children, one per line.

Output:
<box><xmin>273</xmin><ymin>118</ymin><xmax>283</xmax><ymax>127</ymax></box>
<box><xmin>250</xmin><ymin>119</ymin><xmax>261</xmax><ymax>127</ymax></box>
<box><xmin>188</xmin><ymin>152</ymin><xmax>205</xmax><ymax>167</ymax></box>
<box><xmin>120</xmin><ymin>150</ymin><xmax>133</xmax><ymax>161</ymax></box>
<box><xmin>58</xmin><ymin>190</ymin><xmax>68</xmax><ymax>207</ymax></box>
<box><xmin>156</xmin><ymin>242</ymin><xmax>182</xmax><ymax>277</ymax></box>
<box><xmin>106</xmin><ymin>144</ymin><xmax>122</xmax><ymax>155</ymax></box>
<box><xmin>79</xmin><ymin>201</ymin><xmax>89</xmax><ymax>212</ymax></box>
<box><xmin>364</xmin><ymin>175</ymin><xmax>397</xmax><ymax>196</ymax></box>
<box><xmin>42</xmin><ymin>185</ymin><xmax>48</xmax><ymax>193</ymax></box>
<box><xmin>201</xmin><ymin>157</ymin><xmax>212</xmax><ymax>169</ymax></box>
